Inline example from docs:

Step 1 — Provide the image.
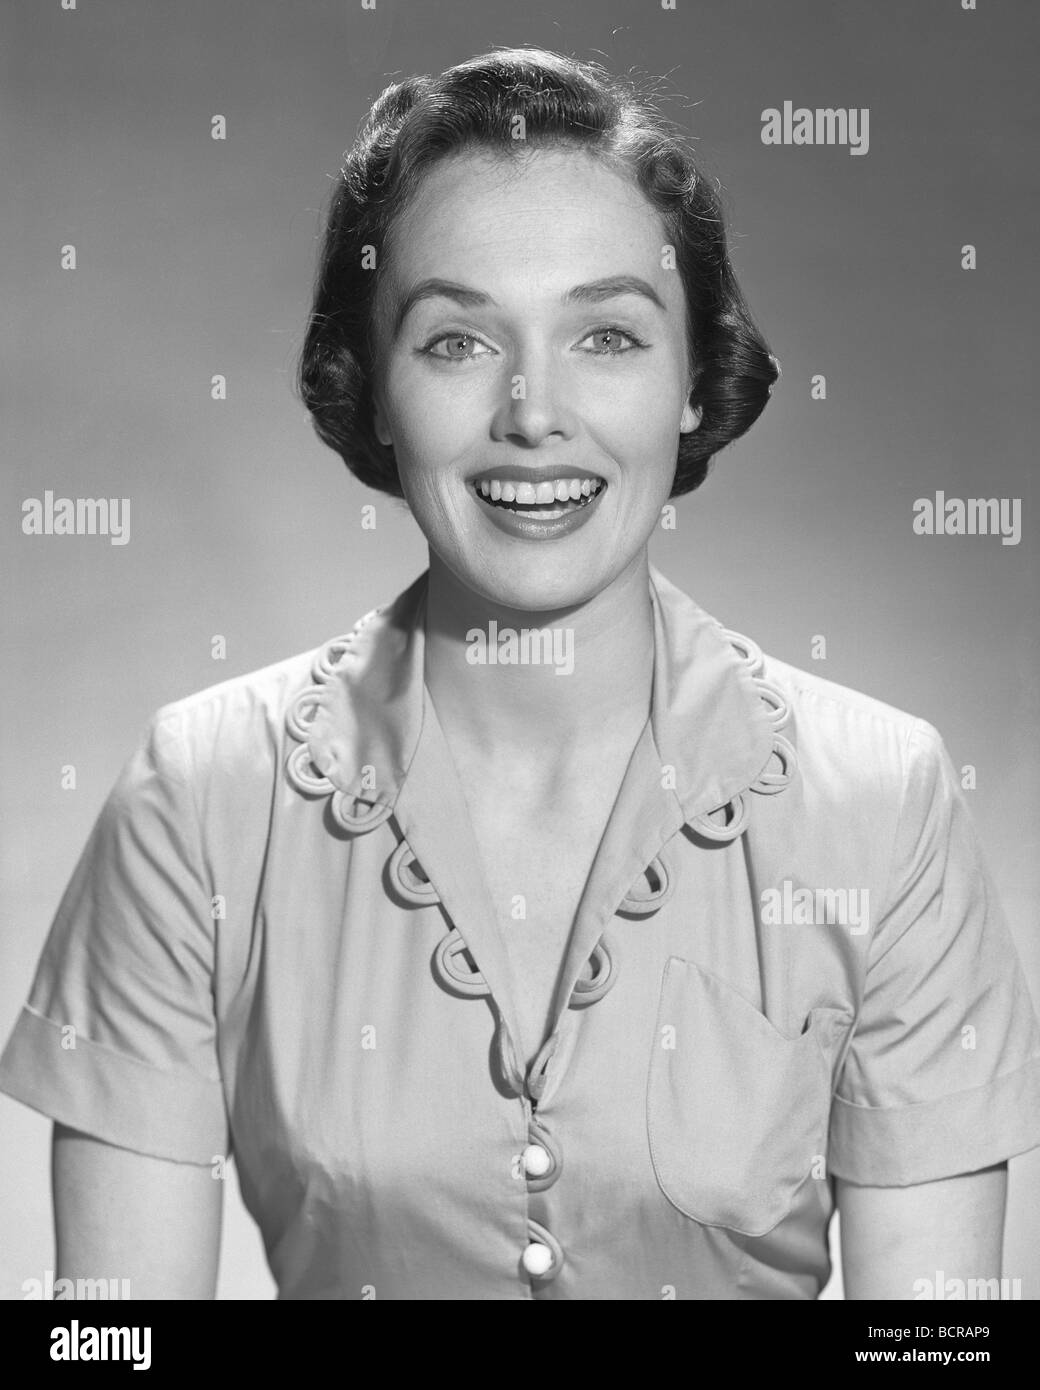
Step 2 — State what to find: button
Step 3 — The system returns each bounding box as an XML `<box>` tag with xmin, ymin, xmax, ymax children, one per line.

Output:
<box><xmin>521</xmin><ymin>1242</ymin><xmax>554</xmax><ymax>1277</ymax></box>
<box><xmin>524</xmin><ymin>1218</ymin><xmax>564</xmax><ymax>1281</ymax></box>
<box><xmin>522</xmin><ymin>1143</ymin><xmax>552</xmax><ymax>1177</ymax></box>
<box><xmin>523</xmin><ymin>1124</ymin><xmax>563</xmax><ymax>1192</ymax></box>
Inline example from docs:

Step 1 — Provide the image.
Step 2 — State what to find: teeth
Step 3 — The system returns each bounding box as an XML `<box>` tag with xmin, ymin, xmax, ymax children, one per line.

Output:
<box><xmin>474</xmin><ymin>476</ymin><xmax>603</xmax><ymax>500</ymax></box>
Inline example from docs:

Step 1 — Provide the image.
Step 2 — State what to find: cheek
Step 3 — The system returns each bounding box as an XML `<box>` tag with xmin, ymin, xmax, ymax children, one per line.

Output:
<box><xmin>583</xmin><ymin>361</ymin><xmax>681</xmax><ymax>432</ymax></box>
<box><xmin>391</xmin><ymin>381</ymin><xmax>462</xmax><ymax>461</ymax></box>
<box><xmin>595</xmin><ymin>379</ymin><xmax>685</xmax><ymax>489</ymax></box>
<box><xmin>400</xmin><ymin>471</ymin><xmax>459</xmax><ymax>540</ymax></box>
<box><xmin>383</xmin><ymin>367</ymin><xmax>469</xmax><ymax>510</ymax></box>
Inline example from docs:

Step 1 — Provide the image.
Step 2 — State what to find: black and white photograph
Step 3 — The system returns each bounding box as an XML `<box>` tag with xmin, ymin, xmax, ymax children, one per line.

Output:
<box><xmin>2</xmin><ymin>0</ymin><xmax>1038</xmax><ymax>1338</ymax></box>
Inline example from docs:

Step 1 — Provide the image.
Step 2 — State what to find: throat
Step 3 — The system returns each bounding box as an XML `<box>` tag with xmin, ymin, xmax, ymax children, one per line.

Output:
<box><xmin>422</xmin><ymin>549</ymin><xmax>659</xmax><ymax>753</ymax></box>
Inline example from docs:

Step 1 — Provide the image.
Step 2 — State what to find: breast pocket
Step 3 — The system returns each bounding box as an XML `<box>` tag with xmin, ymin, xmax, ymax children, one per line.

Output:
<box><xmin>647</xmin><ymin>956</ymin><xmax>849</xmax><ymax>1238</ymax></box>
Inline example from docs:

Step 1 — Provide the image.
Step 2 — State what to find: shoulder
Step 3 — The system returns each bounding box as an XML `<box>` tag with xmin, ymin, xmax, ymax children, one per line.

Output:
<box><xmin>141</xmin><ymin>645</ymin><xmax>328</xmax><ymax>792</ymax></box>
<box><xmin>755</xmin><ymin>652</ymin><xmax>949</xmax><ymax>799</ymax></box>
<box><xmin>761</xmin><ymin>652</ymin><xmax>923</xmax><ymax>727</ymax></box>
<box><xmin>133</xmin><ymin>574</ymin><xmax>428</xmax><ymax>813</ymax></box>
<box><xmin>745</xmin><ymin>653</ymin><xmax>976</xmax><ymax>897</ymax></box>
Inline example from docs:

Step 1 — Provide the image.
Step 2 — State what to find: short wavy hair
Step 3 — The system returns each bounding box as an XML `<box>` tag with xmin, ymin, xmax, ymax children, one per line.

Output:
<box><xmin>297</xmin><ymin>46</ymin><xmax>779</xmax><ymax>499</ymax></box>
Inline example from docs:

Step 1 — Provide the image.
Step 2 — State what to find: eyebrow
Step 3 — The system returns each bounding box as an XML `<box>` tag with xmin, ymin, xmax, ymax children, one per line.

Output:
<box><xmin>391</xmin><ymin>274</ymin><xmax>668</xmax><ymax>338</ymax></box>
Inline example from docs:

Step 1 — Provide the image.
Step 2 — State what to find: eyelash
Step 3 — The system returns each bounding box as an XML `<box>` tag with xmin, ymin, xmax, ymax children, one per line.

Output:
<box><xmin>420</xmin><ymin>324</ymin><xmax>649</xmax><ymax>363</ymax></box>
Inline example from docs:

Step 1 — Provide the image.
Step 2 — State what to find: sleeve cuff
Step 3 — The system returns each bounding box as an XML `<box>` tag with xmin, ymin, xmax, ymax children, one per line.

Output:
<box><xmin>0</xmin><ymin>1005</ymin><xmax>229</xmax><ymax>1166</ymax></box>
<box><xmin>827</xmin><ymin>1054</ymin><xmax>1040</xmax><ymax>1186</ymax></box>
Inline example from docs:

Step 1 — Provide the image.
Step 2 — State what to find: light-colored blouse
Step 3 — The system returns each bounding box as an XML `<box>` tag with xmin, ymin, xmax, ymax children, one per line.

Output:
<box><xmin>3</xmin><ymin>564</ymin><xmax>1039</xmax><ymax>1300</ymax></box>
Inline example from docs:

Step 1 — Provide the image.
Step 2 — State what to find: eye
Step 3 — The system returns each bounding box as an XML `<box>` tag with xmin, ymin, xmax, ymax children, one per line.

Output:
<box><xmin>422</xmin><ymin>331</ymin><xmax>493</xmax><ymax>363</ymax></box>
<box><xmin>578</xmin><ymin>326</ymin><xmax>648</xmax><ymax>356</ymax></box>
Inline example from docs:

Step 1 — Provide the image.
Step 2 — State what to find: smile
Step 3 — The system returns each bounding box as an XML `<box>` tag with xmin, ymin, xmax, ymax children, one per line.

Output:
<box><xmin>472</xmin><ymin>476</ymin><xmax>605</xmax><ymax>518</ymax></box>
<box><xmin>469</xmin><ymin>474</ymin><xmax>607</xmax><ymax>541</ymax></box>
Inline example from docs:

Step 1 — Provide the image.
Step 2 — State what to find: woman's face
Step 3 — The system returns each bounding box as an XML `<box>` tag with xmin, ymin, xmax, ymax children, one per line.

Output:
<box><xmin>371</xmin><ymin>147</ymin><xmax>701</xmax><ymax>613</ymax></box>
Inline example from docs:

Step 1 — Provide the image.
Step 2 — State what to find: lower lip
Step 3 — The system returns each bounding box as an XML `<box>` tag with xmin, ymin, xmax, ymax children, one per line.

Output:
<box><xmin>471</xmin><ymin>485</ymin><xmax>606</xmax><ymax>541</ymax></box>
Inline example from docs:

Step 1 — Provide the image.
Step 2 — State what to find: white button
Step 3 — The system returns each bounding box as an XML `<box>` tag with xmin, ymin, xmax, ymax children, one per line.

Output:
<box><xmin>522</xmin><ymin>1143</ymin><xmax>552</xmax><ymax>1177</ymax></box>
<box><xmin>522</xmin><ymin>1242</ymin><xmax>554</xmax><ymax>1276</ymax></box>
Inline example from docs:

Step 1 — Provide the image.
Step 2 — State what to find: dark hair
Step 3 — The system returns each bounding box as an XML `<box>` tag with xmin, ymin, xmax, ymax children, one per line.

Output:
<box><xmin>297</xmin><ymin>46</ymin><xmax>778</xmax><ymax>499</ymax></box>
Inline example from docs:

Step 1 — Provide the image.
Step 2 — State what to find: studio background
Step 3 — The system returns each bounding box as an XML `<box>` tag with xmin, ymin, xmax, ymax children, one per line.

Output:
<box><xmin>2</xmin><ymin>0</ymin><xmax>1037</xmax><ymax>1300</ymax></box>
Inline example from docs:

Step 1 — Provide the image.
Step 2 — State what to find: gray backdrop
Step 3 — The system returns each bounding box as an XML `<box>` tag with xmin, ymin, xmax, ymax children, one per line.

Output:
<box><xmin>2</xmin><ymin>0</ymin><xmax>1037</xmax><ymax>1299</ymax></box>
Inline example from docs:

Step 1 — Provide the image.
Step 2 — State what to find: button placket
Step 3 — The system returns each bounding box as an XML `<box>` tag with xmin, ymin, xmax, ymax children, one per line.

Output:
<box><xmin>517</xmin><ymin>804</ymin><xmax>692</xmax><ymax>1284</ymax></box>
<box><xmin>385</xmin><ymin>690</ymin><xmax>702</xmax><ymax>1292</ymax></box>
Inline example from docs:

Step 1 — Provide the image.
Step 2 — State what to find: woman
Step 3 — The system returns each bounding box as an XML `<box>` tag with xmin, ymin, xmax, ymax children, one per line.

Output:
<box><xmin>3</xmin><ymin>47</ymin><xmax>1039</xmax><ymax>1301</ymax></box>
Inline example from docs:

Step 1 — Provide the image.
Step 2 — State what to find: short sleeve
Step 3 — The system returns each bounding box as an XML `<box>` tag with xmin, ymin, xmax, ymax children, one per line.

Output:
<box><xmin>828</xmin><ymin>718</ymin><xmax>1040</xmax><ymax>1185</ymax></box>
<box><xmin>0</xmin><ymin>709</ymin><xmax>228</xmax><ymax>1165</ymax></box>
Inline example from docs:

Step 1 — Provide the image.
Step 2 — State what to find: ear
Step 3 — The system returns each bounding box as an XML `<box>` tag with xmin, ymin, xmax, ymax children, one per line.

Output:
<box><xmin>680</xmin><ymin>400</ymin><xmax>703</xmax><ymax>434</ymax></box>
<box><xmin>372</xmin><ymin>394</ymin><xmax>393</xmax><ymax>448</ymax></box>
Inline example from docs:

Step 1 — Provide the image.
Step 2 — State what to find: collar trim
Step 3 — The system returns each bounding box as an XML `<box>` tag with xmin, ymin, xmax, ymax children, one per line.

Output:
<box><xmin>282</xmin><ymin>567</ymin><xmax>796</xmax><ymax>839</ymax></box>
<box><xmin>283</xmin><ymin>573</ymin><xmax>428</xmax><ymax>833</ymax></box>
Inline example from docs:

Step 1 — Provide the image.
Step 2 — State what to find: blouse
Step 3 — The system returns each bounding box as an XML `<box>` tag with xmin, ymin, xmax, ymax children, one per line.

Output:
<box><xmin>2</xmin><ymin>563</ymin><xmax>1039</xmax><ymax>1300</ymax></box>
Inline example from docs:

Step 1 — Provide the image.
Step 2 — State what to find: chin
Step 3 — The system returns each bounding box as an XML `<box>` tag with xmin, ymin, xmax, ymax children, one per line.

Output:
<box><xmin>457</xmin><ymin>553</ymin><xmax>622</xmax><ymax>616</ymax></box>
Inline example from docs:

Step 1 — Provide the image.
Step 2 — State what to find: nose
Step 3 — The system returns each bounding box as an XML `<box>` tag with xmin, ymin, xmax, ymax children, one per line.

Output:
<box><xmin>492</xmin><ymin>341</ymin><xmax>578</xmax><ymax>448</ymax></box>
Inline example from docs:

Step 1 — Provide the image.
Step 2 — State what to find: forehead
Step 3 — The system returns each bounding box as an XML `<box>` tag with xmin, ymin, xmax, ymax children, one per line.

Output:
<box><xmin>381</xmin><ymin>147</ymin><xmax>676</xmax><ymax>301</ymax></box>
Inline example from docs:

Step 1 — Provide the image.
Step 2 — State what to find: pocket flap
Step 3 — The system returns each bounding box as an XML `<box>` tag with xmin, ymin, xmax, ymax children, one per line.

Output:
<box><xmin>648</xmin><ymin>956</ymin><xmax>845</xmax><ymax>1237</ymax></box>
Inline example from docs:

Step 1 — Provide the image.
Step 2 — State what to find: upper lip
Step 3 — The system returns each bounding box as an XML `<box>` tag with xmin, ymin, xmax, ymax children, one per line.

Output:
<box><xmin>467</xmin><ymin>464</ymin><xmax>605</xmax><ymax>486</ymax></box>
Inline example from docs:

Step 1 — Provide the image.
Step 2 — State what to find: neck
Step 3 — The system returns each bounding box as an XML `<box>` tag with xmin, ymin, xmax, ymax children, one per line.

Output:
<box><xmin>423</xmin><ymin>551</ymin><xmax>656</xmax><ymax>766</ymax></box>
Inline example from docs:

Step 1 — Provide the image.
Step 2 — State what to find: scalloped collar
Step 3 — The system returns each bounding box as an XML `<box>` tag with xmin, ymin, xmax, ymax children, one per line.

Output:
<box><xmin>293</xmin><ymin>564</ymin><xmax>779</xmax><ymax>826</ymax></box>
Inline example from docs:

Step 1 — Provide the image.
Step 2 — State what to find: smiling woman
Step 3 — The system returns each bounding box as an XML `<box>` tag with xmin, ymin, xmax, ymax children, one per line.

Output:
<box><xmin>2</xmin><ymin>45</ymin><xmax>1039</xmax><ymax>1304</ymax></box>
